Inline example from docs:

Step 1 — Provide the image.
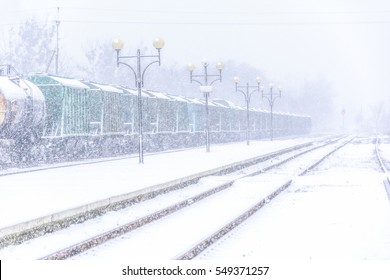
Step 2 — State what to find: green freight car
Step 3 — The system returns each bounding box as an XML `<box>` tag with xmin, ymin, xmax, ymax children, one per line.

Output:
<box><xmin>27</xmin><ymin>74</ymin><xmax>90</xmax><ymax>137</ymax></box>
<box><xmin>0</xmin><ymin>71</ymin><xmax>315</xmax><ymax>164</ymax></box>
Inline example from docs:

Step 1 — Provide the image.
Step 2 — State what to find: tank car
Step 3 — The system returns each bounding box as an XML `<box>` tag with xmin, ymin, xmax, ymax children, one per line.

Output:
<box><xmin>0</xmin><ymin>65</ymin><xmax>46</xmax><ymax>163</ymax></box>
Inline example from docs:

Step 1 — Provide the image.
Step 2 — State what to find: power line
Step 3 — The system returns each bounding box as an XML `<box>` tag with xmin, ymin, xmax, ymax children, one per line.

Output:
<box><xmin>2</xmin><ymin>19</ymin><xmax>390</xmax><ymax>28</ymax></box>
<box><xmin>59</xmin><ymin>19</ymin><xmax>390</xmax><ymax>26</ymax></box>
<box><xmin>2</xmin><ymin>5</ymin><xmax>390</xmax><ymax>27</ymax></box>
<box><xmin>3</xmin><ymin>5</ymin><xmax>390</xmax><ymax>19</ymax></box>
<box><xmin>58</xmin><ymin>6</ymin><xmax>390</xmax><ymax>16</ymax></box>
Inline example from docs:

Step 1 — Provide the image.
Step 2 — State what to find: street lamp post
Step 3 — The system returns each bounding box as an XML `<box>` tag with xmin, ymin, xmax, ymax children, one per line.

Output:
<box><xmin>112</xmin><ymin>37</ymin><xmax>165</xmax><ymax>164</ymax></box>
<box><xmin>233</xmin><ymin>76</ymin><xmax>261</xmax><ymax>145</ymax></box>
<box><xmin>261</xmin><ymin>83</ymin><xmax>282</xmax><ymax>141</ymax></box>
<box><xmin>187</xmin><ymin>59</ymin><xmax>224</xmax><ymax>152</ymax></box>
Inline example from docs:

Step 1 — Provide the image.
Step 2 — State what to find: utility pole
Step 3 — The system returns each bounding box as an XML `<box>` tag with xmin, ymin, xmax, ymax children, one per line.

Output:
<box><xmin>55</xmin><ymin>6</ymin><xmax>60</xmax><ymax>75</ymax></box>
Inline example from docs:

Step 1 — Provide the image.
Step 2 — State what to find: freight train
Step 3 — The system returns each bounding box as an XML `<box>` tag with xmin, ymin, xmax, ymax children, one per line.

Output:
<box><xmin>0</xmin><ymin>64</ymin><xmax>311</xmax><ymax>165</ymax></box>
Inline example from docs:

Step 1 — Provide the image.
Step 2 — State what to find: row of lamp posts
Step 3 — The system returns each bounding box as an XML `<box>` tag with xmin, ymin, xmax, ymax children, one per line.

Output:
<box><xmin>112</xmin><ymin>37</ymin><xmax>282</xmax><ymax>163</ymax></box>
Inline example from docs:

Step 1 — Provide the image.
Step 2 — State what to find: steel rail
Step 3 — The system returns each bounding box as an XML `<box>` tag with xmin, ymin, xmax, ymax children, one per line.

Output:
<box><xmin>374</xmin><ymin>136</ymin><xmax>390</xmax><ymax>200</ymax></box>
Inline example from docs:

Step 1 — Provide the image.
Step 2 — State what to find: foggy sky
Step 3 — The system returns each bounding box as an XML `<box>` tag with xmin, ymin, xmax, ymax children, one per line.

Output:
<box><xmin>1</xmin><ymin>0</ymin><xmax>390</xmax><ymax>129</ymax></box>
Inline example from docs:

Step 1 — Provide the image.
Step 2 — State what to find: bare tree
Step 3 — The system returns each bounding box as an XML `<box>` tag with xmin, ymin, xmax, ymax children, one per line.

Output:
<box><xmin>5</xmin><ymin>18</ymin><xmax>55</xmax><ymax>75</ymax></box>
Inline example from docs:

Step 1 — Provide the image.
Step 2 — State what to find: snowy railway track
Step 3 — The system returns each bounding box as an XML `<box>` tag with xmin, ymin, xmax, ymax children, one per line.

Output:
<box><xmin>175</xmin><ymin>137</ymin><xmax>353</xmax><ymax>260</ymax></box>
<box><xmin>192</xmin><ymin>135</ymin><xmax>390</xmax><ymax>260</ymax></box>
<box><xmin>376</xmin><ymin>136</ymin><xmax>390</xmax><ymax>173</ymax></box>
<box><xmin>29</xmin><ymin>136</ymin><xmax>352</xmax><ymax>260</ymax></box>
<box><xmin>375</xmin><ymin>136</ymin><xmax>390</xmax><ymax>199</ymax></box>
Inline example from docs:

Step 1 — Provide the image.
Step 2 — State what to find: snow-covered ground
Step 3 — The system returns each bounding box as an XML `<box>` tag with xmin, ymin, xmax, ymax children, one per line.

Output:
<box><xmin>0</xmin><ymin>136</ymin><xmax>324</xmax><ymax>259</ymax></box>
<box><xmin>0</xmin><ymin>136</ymin><xmax>320</xmax><ymax>231</ymax></box>
<box><xmin>1</xmin><ymin>135</ymin><xmax>390</xmax><ymax>263</ymax></box>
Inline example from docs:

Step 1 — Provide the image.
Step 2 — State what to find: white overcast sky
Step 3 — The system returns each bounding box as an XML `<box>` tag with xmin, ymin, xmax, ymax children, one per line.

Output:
<box><xmin>1</xmin><ymin>0</ymin><xmax>390</xmax><ymax>121</ymax></box>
